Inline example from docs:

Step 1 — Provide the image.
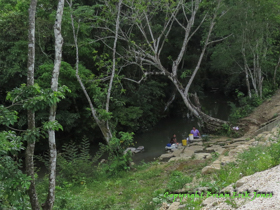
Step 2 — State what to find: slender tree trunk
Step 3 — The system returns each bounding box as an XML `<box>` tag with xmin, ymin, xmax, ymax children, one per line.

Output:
<box><xmin>273</xmin><ymin>55</ymin><xmax>280</xmax><ymax>85</ymax></box>
<box><xmin>257</xmin><ymin>66</ymin><xmax>263</xmax><ymax>99</ymax></box>
<box><xmin>26</xmin><ymin>0</ymin><xmax>40</xmax><ymax>209</ymax></box>
<box><xmin>245</xmin><ymin>68</ymin><xmax>251</xmax><ymax>98</ymax></box>
<box><xmin>67</xmin><ymin>0</ymin><xmax>112</xmax><ymax>144</ymax></box>
<box><xmin>42</xmin><ymin>0</ymin><xmax>64</xmax><ymax>209</ymax></box>
<box><xmin>105</xmin><ymin>0</ymin><xmax>122</xmax><ymax>131</ymax></box>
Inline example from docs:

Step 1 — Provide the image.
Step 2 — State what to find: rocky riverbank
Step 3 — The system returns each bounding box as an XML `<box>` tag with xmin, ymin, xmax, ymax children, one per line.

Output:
<box><xmin>159</xmin><ymin>125</ymin><xmax>280</xmax><ymax>210</ymax></box>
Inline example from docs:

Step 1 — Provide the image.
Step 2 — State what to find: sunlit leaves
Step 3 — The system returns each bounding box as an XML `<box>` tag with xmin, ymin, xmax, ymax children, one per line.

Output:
<box><xmin>6</xmin><ymin>84</ymin><xmax>71</xmax><ymax>111</ymax></box>
<box><xmin>43</xmin><ymin>120</ymin><xmax>63</xmax><ymax>131</ymax></box>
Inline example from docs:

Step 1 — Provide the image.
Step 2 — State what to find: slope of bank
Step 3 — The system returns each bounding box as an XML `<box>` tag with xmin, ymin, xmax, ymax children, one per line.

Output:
<box><xmin>159</xmin><ymin>89</ymin><xmax>280</xmax><ymax>210</ymax></box>
<box><xmin>240</xmin><ymin>89</ymin><xmax>280</xmax><ymax>137</ymax></box>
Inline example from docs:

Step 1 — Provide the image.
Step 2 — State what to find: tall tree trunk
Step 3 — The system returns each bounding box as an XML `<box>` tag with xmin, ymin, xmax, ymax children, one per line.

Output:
<box><xmin>67</xmin><ymin>0</ymin><xmax>112</xmax><ymax>144</ymax></box>
<box><xmin>244</xmin><ymin>65</ymin><xmax>251</xmax><ymax>98</ymax></box>
<box><xmin>42</xmin><ymin>0</ymin><xmax>64</xmax><ymax>209</ymax></box>
<box><xmin>105</xmin><ymin>0</ymin><xmax>122</xmax><ymax>132</ymax></box>
<box><xmin>26</xmin><ymin>0</ymin><xmax>40</xmax><ymax>209</ymax></box>
<box><xmin>170</xmin><ymin>76</ymin><xmax>227</xmax><ymax>132</ymax></box>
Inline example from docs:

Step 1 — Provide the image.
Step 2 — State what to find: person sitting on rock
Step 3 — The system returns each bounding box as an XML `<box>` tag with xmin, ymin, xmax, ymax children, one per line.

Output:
<box><xmin>190</xmin><ymin>126</ymin><xmax>201</xmax><ymax>139</ymax></box>
<box><xmin>170</xmin><ymin>134</ymin><xmax>177</xmax><ymax>144</ymax></box>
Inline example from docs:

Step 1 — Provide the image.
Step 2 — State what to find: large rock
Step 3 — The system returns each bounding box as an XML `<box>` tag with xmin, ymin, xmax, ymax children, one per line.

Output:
<box><xmin>191</xmin><ymin>141</ymin><xmax>203</xmax><ymax>146</ymax></box>
<box><xmin>211</xmin><ymin>159</ymin><xmax>221</xmax><ymax>169</ymax></box>
<box><xmin>168</xmin><ymin>202</ymin><xmax>180</xmax><ymax>210</ymax></box>
<box><xmin>236</xmin><ymin>144</ymin><xmax>250</xmax><ymax>151</ymax></box>
<box><xmin>172</xmin><ymin>148</ymin><xmax>184</xmax><ymax>156</ymax></box>
<box><xmin>194</xmin><ymin>153</ymin><xmax>212</xmax><ymax>160</ymax></box>
<box><xmin>186</xmin><ymin>146</ymin><xmax>205</xmax><ymax>153</ymax></box>
<box><xmin>134</xmin><ymin>146</ymin><xmax>144</xmax><ymax>153</ymax></box>
<box><xmin>201</xmin><ymin>196</ymin><xmax>218</xmax><ymax>207</ymax></box>
<box><xmin>224</xmin><ymin>141</ymin><xmax>247</xmax><ymax>148</ymax></box>
<box><xmin>201</xmin><ymin>165</ymin><xmax>220</xmax><ymax>174</ymax></box>
<box><xmin>220</xmin><ymin>155</ymin><xmax>235</xmax><ymax>165</ymax></box>
<box><xmin>159</xmin><ymin>153</ymin><xmax>175</xmax><ymax>161</ymax></box>
<box><xmin>159</xmin><ymin>202</ymin><xmax>169</xmax><ymax>210</ymax></box>
<box><xmin>124</xmin><ymin>147</ymin><xmax>136</xmax><ymax>154</ymax></box>
<box><xmin>264</xmin><ymin>134</ymin><xmax>272</xmax><ymax>142</ymax></box>
<box><xmin>206</xmin><ymin>145</ymin><xmax>225</xmax><ymax>155</ymax></box>
<box><xmin>228</xmin><ymin>149</ymin><xmax>238</xmax><ymax>157</ymax></box>
<box><xmin>182</xmin><ymin>148</ymin><xmax>195</xmax><ymax>157</ymax></box>
<box><xmin>228</xmin><ymin>144</ymin><xmax>250</xmax><ymax>157</ymax></box>
<box><xmin>168</xmin><ymin>156</ymin><xmax>191</xmax><ymax>162</ymax></box>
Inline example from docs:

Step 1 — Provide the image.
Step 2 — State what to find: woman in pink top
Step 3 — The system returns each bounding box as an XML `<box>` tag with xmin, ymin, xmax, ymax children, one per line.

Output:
<box><xmin>191</xmin><ymin>126</ymin><xmax>201</xmax><ymax>139</ymax></box>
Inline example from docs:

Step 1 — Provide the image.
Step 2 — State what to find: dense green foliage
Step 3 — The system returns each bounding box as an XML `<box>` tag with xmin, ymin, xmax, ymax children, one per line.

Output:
<box><xmin>1</xmin><ymin>0</ymin><xmax>280</xmax><ymax>208</ymax></box>
<box><xmin>0</xmin><ymin>131</ymin><xmax>31</xmax><ymax>209</ymax></box>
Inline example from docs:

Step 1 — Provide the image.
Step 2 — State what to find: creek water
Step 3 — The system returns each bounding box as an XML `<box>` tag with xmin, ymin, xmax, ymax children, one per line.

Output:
<box><xmin>35</xmin><ymin>92</ymin><xmax>232</xmax><ymax>177</ymax></box>
<box><xmin>132</xmin><ymin>92</ymin><xmax>232</xmax><ymax>164</ymax></box>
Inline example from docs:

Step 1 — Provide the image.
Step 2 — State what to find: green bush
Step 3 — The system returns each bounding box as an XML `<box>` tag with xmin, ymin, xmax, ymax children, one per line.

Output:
<box><xmin>0</xmin><ymin>131</ymin><xmax>31</xmax><ymax>209</ymax></box>
<box><xmin>93</xmin><ymin>132</ymin><xmax>134</xmax><ymax>177</ymax></box>
<box><xmin>228</xmin><ymin>90</ymin><xmax>263</xmax><ymax>123</ymax></box>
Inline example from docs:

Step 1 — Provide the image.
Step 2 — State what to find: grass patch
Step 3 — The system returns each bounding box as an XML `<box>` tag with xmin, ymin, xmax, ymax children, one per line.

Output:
<box><xmin>207</xmin><ymin>139</ymin><xmax>280</xmax><ymax>193</ymax></box>
<box><xmin>35</xmin><ymin>133</ymin><xmax>280</xmax><ymax>209</ymax></box>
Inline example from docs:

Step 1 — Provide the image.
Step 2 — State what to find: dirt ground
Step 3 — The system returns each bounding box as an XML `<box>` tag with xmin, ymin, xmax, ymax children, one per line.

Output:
<box><xmin>239</xmin><ymin>89</ymin><xmax>280</xmax><ymax>136</ymax></box>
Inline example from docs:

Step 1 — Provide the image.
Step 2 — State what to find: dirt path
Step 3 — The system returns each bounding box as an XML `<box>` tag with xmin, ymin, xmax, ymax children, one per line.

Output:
<box><xmin>239</xmin><ymin>89</ymin><xmax>280</xmax><ymax>136</ymax></box>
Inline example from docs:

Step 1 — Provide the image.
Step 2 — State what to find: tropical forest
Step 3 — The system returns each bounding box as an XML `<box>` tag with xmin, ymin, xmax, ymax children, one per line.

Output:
<box><xmin>1</xmin><ymin>0</ymin><xmax>280</xmax><ymax>209</ymax></box>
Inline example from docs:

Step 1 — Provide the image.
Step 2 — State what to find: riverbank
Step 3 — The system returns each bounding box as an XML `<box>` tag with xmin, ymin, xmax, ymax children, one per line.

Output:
<box><xmin>35</xmin><ymin>124</ymin><xmax>280</xmax><ymax>210</ymax></box>
<box><xmin>160</xmin><ymin>125</ymin><xmax>280</xmax><ymax>210</ymax></box>
<box><xmin>33</xmin><ymin>90</ymin><xmax>280</xmax><ymax>209</ymax></box>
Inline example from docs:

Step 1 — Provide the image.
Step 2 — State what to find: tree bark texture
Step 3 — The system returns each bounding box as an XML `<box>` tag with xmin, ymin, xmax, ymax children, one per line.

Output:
<box><xmin>105</xmin><ymin>0</ymin><xmax>122</xmax><ymax>133</ymax></box>
<box><xmin>26</xmin><ymin>0</ymin><xmax>40</xmax><ymax>209</ymax></box>
<box><xmin>42</xmin><ymin>0</ymin><xmax>64</xmax><ymax>209</ymax></box>
<box><xmin>67</xmin><ymin>0</ymin><xmax>113</xmax><ymax>144</ymax></box>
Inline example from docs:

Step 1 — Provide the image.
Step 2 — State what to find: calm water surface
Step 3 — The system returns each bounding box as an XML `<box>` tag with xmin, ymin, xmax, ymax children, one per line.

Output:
<box><xmin>132</xmin><ymin>92</ymin><xmax>232</xmax><ymax>163</ymax></box>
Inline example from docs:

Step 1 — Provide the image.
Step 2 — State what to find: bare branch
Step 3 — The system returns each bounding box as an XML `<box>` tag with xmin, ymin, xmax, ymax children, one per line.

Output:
<box><xmin>187</xmin><ymin>13</ymin><xmax>208</xmax><ymax>43</ymax></box>
<box><xmin>207</xmin><ymin>33</ymin><xmax>233</xmax><ymax>46</ymax></box>
<box><xmin>182</xmin><ymin>2</ymin><xmax>189</xmax><ymax>22</ymax></box>
<box><xmin>144</xmin><ymin>11</ymin><xmax>157</xmax><ymax>50</ymax></box>
<box><xmin>171</xmin><ymin>12</ymin><xmax>187</xmax><ymax>31</ymax></box>
<box><xmin>6</xmin><ymin>125</ymin><xmax>26</xmax><ymax>132</ymax></box>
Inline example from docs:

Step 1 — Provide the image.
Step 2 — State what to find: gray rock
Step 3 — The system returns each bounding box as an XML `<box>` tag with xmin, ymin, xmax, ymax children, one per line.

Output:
<box><xmin>159</xmin><ymin>153</ymin><xmax>176</xmax><ymax>161</ymax></box>
<box><xmin>236</xmin><ymin>180</ymin><xmax>246</xmax><ymax>188</ymax></box>
<box><xmin>134</xmin><ymin>146</ymin><xmax>144</xmax><ymax>153</ymax></box>
<box><xmin>167</xmin><ymin>202</ymin><xmax>180</xmax><ymax>210</ymax></box>
<box><xmin>168</xmin><ymin>156</ymin><xmax>191</xmax><ymax>162</ymax></box>
<box><xmin>201</xmin><ymin>165</ymin><xmax>220</xmax><ymax>174</ymax></box>
<box><xmin>206</xmin><ymin>145</ymin><xmax>225</xmax><ymax>155</ymax></box>
<box><xmin>124</xmin><ymin>147</ymin><xmax>136</xmax><ymax>154</ymax></box>
<box><xmin>194</xmin><ymin>153</ymin><xmax>212</xmax><ymax>160</ymax></box>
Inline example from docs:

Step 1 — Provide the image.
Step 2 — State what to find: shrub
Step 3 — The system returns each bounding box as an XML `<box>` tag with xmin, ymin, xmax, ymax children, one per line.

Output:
<box><xmin>94</xmin><ymin>132</ymin><xmax>134</xmax><ymax>176</ymax></box>
<box><xmin>166</xmin><ymin>170</ymin><xmax>192</xmax><ymax>192</ymax></box>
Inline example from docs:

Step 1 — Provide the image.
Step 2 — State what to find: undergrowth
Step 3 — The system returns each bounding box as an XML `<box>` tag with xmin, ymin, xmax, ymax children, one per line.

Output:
<box><xmin>34</xmin><ymin>131</ymin><xmax>280</xmax><ymax>209</ymax></box>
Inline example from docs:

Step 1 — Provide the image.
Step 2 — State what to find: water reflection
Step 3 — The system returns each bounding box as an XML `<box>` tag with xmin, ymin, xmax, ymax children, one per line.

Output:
<box><xmin>132</xmin><ymin>92</ymin><xmax>232</xmax><ymax>163</ymax></box>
